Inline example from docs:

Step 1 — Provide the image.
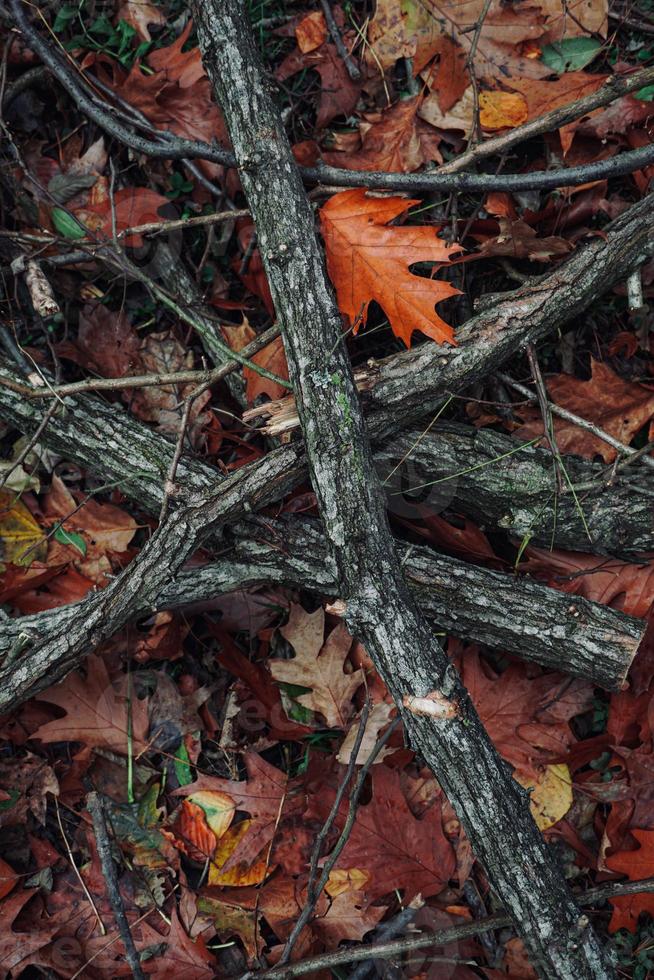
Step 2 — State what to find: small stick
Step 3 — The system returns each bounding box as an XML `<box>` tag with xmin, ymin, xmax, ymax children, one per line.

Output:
<box><xmin>497</xmin><ymin>372</ymin><xmax>654</xmax><ymax>472</ymax></box>
<box><xmin>159</xmin><ymin>395</ymin><xmax>194</xmax><ymax>523</ymax></box>
<box><xmin>526</xmin><ymin>344</ymin><xmax>564</xmax><ymax>494</ymax></box>
<box><xmin>319</xmin><ymin>0</ymin><xmax>361</xmax><ymax>81</ymax></box>
<box><xmin>278</xmin><ymin>710</ymin><xmax>399</xmax><ymax>966</ymax></box>
<box><xmin>0</xmin><ymin>399</ymin><xmax>58</xmax><ymax>490</ymax></box>
<box><xmin>87</xmin><ymin>791</ymin><xmax>146</xmax><ymax>980</ymax></box>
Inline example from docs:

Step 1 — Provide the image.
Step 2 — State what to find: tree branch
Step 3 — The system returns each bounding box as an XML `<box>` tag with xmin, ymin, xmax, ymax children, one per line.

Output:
<box><xmin>9</xmin><ymin>0</ymin><xmax>654</xmax><ymax>194</ymax></box>
<box><xmin>188</xmin><ymin>1</ymin><xmax>616</xmax><ymax>975</ymax></box>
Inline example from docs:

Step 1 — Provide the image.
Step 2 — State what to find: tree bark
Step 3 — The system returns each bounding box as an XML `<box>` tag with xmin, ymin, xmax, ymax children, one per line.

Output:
<box><xmin>1</xmin><ymin>368</ymin><xmax>651</xmax><ymax>556</ymax></box>
<box><xmin>0</xmin><ymin>515</ymin><xmax>641</xmax><ymax>693</ymax></box>
<box><xmin>188</xmin><ymin>2</ymin><xmax>616</xmax><ymax>976</ymax></box>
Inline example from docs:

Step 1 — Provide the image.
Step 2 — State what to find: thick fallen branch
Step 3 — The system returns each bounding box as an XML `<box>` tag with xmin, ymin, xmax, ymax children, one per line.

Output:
<box><xmin>1</xmin><ymin>368</ymin><xmax>652</xmax><ymax>555</ymax></box>
<box><xmin>10</xmin><ymin>0</ymin><xmax>654</xmax><ymax>194</ymax></box>
<box><xmin>243</xmin><ymin>189</ymin><xmax>654</xmax><ymax>442</ymax></box>
<box><xmin>190</xmin><ymin>2</ymin><xmax>615</xmax><ymax>976</ymax></box>
<box><xmin>0</xmin><ymin>516</ymin><xmax>642</xmax><ymax>690</ymax></box>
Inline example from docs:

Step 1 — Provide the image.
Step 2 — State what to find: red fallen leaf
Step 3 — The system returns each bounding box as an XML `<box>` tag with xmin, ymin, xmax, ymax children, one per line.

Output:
<box><xmin>422</xmin><ymin>36</ymin><xmax>470</xmax><ymax>113</ymax></box>
<box><xmin>0</xmin><ymin>753</ymin><xmax>58</xmax><ymax>827</ymax></box>
<box><xmin>276</xmin><ymin>43</ymin><xmax>361</xmax><ymax>130</ymax></box>
<box><xmin>474</xmin><ymin>194</ymin><xmax>571</xmax><ymax>261</ymax></box>
<box><xmin>175</xmin><ymin>753</ymin><xmax>290</xmax><ymax>871</ymax></box>
<box><xmin>5</xmin><ymin>563</ymin><xmax>95</xmax><ymax>614</ymax></box>
<box><xmin>212</xmin><ymin>626</ymin><xmax>314</xmax><ymax>741</ymax></box>
<box><xmin>146</xmin><ymin>909</ymin><xmax>216</xmax><ymax>978</ymax></box>
<box><xmin>513</xmin><ymin>359</ymin><xmax>654</xmax><ymax>462</ymax></box>
<box><xmin>606</xmin><ymin>828</ymin><xmax>654</xmax><ymax>932</ymax></box>
<box><xmin>307</xmin><ymin>763</ymin><xmax>456</xmax><ymax>903</ymax></box>
<box><xmin>322</xmin><ymin>97</ymin><xmax>442</xmax><ymax>174</ymax></box>
<box><xmin>0</xmin><ymin>857</ymin><xmax>17</xmax><ymax>900</ymax></box>
<box><xmin>0</xmin><ymin>889</ymin><xmax>65</xmax><ymax>973</ymax></box>
<box><xmin>454</xmin><ymin>647</ymin><xmax>593</xmax><ymax>772</ymax></box>
<box><xmin>320</xmin><ymin>189</ymin><xmax>462</xmax><ymax>347</ymax></box>
<box><xmin>507</xmin><ymin>72</ymin><xmax>608</xmax><ymax>154</ymax></box>
<box><xmin>90</xmin><ymin>22</ymin><xmax>229</xmax><ymax>179</ymax></box>
<box><xmin>32</xmin><ymin>653</ymin><xmax>150</xmax><ymax>755</ymax></box>
<box><xmin>77</xmin><ymin>186</ymin><xmax>171</xmax><ymax>247</ymax></box>
<box><xmin>522</xmin><ymin>547</ymin><xmax>654</xmax><ymax>618</ymax></box>
<box><xmin>163</xmin><ymin>800</ymin><xmax>221</xmax><ymax>862</ymax></box>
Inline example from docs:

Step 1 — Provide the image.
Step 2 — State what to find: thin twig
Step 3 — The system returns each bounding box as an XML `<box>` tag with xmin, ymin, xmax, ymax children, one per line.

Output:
<box><xmin>278</xmin><ymin>706</ymin><xmax>397</xmax><ymax>967</ymax></box>
<box><xmin>526</xmin><ymin>344</ymin><xmax>564</xmax><ymax>494</ymax></box>
<box><xmin>86</xmin><ymin>791</ymin><xmax>146</xmax><ymax>980</ymax></box>
<box><xmin>10</xmin><ymin>0</ymin><xmax>654</xmax><ymax>194</ymax></box>
<box><xmin>464</xmin><ymin>0</ymin><xmax>493</xmax><ymax>145</ymax></box>
<box><xmin>159</xmin><ymin>396</ymin><xmax>194</xmax><ymax>523</ymax></box>
<box><xmin>247</xmin><ymin>876</ymin><xmax>654</xmax><ymax>979</ymax></box>
<box><xmin>497</xmin><ymin>372</ymin><xmax>654</xmax><ymax>472</ymax></box>
<box><xmin>54</xmin><ymin>799</ymin><xmax>106</xmax><ymax>938</ymax></box>
<box><xmin>319</xmin><ymin>0</ymin><xmax>361</xmax><ymax>81</ymax></box>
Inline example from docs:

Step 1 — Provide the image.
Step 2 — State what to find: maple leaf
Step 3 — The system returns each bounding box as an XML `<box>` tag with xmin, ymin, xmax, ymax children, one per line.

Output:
<box><xmin>456</xmin><ymin>648</ymin><xmax>593</xmax><ymax>771</ymax></box>
<box><xmin>606</xmin><ymin>829</ymin><xmax>654</xmax><ymax>932</ymax></box>
<box><xmin>322</xmin><ymin>96</ymin><xmax>443</xmax><ymax>173</ymax></box>
<box><xmin>276</xmin><ymin>43</ymin><xmax>361</xmax><ymax>129</ymax></box>
<box><xmin>320</xmin><ymin>189</ymin><xmax>462</xmax><ymax>347</ymax></box>
<box><xmin>176</xmin><ymin>753</ymin><xmax>289</xmax><ymax>870</ymax></box>
<box><xmin>523</xmin><ymin>547</ymin><xmax>654</xmax><ymax>618</ymax></box>
<box><xmin>32</xmin><ymin>654</ymin><xmax>150</xmax><ymax>755</ymax></box>
<box><xmin>514</xmin><ymin>359</ymin><xmax>654</xmax><ymax>462</ymax></box>
<box><xmin>270</xmin><ymin>604</ymin><xmax>364</xmax><ymax>729</ymax></box>
<box><xmin>308</xmin><ymin>764</ymin><xmax>455</xmax><ymax>903</ymax></box>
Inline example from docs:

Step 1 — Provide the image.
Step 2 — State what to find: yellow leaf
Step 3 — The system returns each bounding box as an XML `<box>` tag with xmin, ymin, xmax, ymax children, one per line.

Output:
<box><xmin>479</xmin><ymin>91</ymin><xmax>528</xmax><ymax>130</ymax></box>
<box><xmin>187</xmin><ymin>790</ymin><xmax>236</xmax><ymax>840</ymax></box>
<box><xmin>515</xmin><ymin>764</ymin><xmax>572</xmax><ymax>831</ymax></box>
<box><xmin>325</xmin><ymin>868</ymin><xmax>371</xmax><ymax>897</ymax></box>
<box><xmin>208</xmin><ymin>820</ymin><xmax>274</xmax><ymax>887</ymax></box>
<box><xmin>0</xmin><ymin>490</ymin><xmax>47</xmax><ymax>567</ymax></box>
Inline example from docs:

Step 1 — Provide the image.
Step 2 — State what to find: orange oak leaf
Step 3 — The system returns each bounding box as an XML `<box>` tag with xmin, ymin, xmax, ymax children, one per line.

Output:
<box><xmin>308</xmin><ymin>764</ymin><xmax>455</xmax><ymax>902</ymax></box>
<box><xmin>320</xmin><ymin>188</ymin><xmax>462</xmax><ymax>347</ymax></box>
<box><xmin>606</xmin><ymin>829</ymin><xmax>654</xmax><ymax>932</ymax></box>
<box><xmin>270</xmin><ymin>604</ymin><xmax>364</xmax><ymax>729</ymax></box>
<box><xmin>479</xmin><ymin>90</ymin><xmax>528</xmax><ymax>130</ymax></box>
<box><xmin>514</xmin><ymin>359</ymin><xmax>654</xmax><ymax>463</ymax></box>
<box><xmin>322</xmin><ymin>96</ymin><xmax>443</xmax><ymax>174</ymax></box>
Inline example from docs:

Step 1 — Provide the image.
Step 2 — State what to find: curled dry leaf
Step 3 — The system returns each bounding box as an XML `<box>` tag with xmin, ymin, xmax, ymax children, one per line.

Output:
<box><xmin>606</xmin><ymin>828</ymin><xmax>654</xmax><ymax>932</ymax></box>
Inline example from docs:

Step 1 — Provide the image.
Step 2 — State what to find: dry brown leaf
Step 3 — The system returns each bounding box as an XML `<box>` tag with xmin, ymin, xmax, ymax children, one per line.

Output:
<box><xmin>514</xmin><ymin>359</ymin><xmax>654</xmax><ymax>462</ymax></box>
<box><xmin>337</xmin><ymin>702</ymin><xmax>395</xmax><ymax>764</ymax></box>
<box><xmin>32</xmin><ymin>654</ymin><xmax>150</xmax><ymax>754</ymax></box>
<box><xmin>270</xmin><ymin>604</ymin><xmax>364</xmax><ymax>729</ymax></box>
<box><xmin>115</xmin><ymin>0</ymin><xmax>166</xmax><ymax>40</ymax></box>
<box><xmin>323</xmin><ymin>96</ymin><xmax>442</xmax><ymax>173</ymax></box>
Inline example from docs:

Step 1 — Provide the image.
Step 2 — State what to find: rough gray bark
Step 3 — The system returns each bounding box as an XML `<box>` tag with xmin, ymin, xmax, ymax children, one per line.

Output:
<box><xmin>380</xmin><ymin>423</ymin><xmax>654</xmax><ymax>554</ymax></box>
<box><xmin>0</xmin><ymin>516</ymin><xmax>641</xmax><ymax>690</ymax></box>
<box><xmin>1</xmin><ymin>368</ymin><xmax>651</xmax><ymax>555</ymax></box>
<box><xmin>189</xmin><ymin>2</ymin><xmax>616</xmax><ymax>976</ymax></box>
